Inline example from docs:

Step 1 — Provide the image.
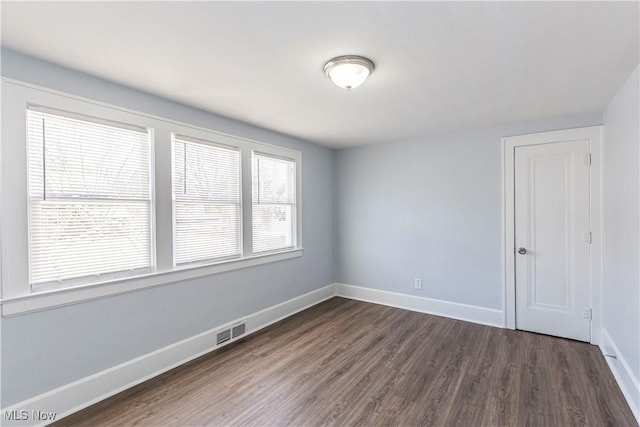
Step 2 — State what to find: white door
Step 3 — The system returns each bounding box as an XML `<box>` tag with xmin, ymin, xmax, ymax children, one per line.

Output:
<box><xmin>514</xmin><ymin>138</ymin><xmax>591</xmax><ymax>342</ymax></box>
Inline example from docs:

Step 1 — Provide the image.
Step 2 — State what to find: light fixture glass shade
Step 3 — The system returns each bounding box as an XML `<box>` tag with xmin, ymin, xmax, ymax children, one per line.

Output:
<box><xmin>324</xmin><ymin>56</ymin><xmax>374</xmax><ymax>90</ymax></box>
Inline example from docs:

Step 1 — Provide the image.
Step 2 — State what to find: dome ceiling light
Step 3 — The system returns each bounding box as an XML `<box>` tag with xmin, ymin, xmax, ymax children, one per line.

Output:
<box><xmin>323</xmin><ymin>55</ymin><xmax>375</xmax><ymax>91</ymax></box>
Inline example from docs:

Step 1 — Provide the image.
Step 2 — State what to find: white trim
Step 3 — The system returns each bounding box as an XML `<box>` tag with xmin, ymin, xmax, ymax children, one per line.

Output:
<box><xmin>501</xmin><ymin>126</ymin><xmax>603</xmax><ymax>344</ymax></box>
<box><xmin>500</xmin><ymin>136</ymin><xmax>508</xmax><ymax>329</ymax></box>
<box><xmin>590</xmin><ymin>130</ymin><xmax>604</xmax><ymax>345</ymax></box>
<box><xmin>3</xmin><ymin>283</ymin><xmax>634</xmax><ymax>427</ymax></box>
<box><xmin>1</xmin><ymin>249</ymin><xmax>302</xmax><ymax>317</ymax></box>
<box><xmin>335</xmin><ymin>283</ymin><xmax>503</xmax><ymax>328</ymax></box>
<box><xmin>0</xmin><ymin>283</ymin><xmax>335</xmax><ymax>426</ymax></box>
<box><xmin>599</xmin><ymin>328</ymin><xmax>640</xmax><ymax>424</ymax></box>
<box><xmin>1</xmin><ymin>77</ymin><xmax>299</xmax><ymax>154</ymax></box>
<box><xmin>1</xmin><ymin>78</ymin><xmax>304</xmax><ymax>316</ymax></box>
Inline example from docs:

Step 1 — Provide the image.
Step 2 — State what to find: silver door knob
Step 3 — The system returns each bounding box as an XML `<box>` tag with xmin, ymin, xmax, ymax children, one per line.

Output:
<box><xmin>518</xmin><ymin>247</ymin><xmax>527</xmax><ymax>255</ymax></box>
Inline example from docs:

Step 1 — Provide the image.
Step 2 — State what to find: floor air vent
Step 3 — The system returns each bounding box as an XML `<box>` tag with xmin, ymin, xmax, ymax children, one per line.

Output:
<box><xmin>216</xmin><ymin>322</ymin><xmax>245</xmax><ymax>346</ymax></box>
<box><xmin>232</xmin><ymin>322</ymin><xmax>246</xmax><ymax>338</ymax></box>
<box><xmin>216</xmin><ymin>329</ymin><xmax>231</xmax><ymax>345</ymax></box>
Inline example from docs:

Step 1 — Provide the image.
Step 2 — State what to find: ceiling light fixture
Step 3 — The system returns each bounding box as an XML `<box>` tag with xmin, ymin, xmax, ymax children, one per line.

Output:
<box><xmin>323</xmin><ymin>55</ymin><xmax>374</xmax><ymax>91</ymax></box>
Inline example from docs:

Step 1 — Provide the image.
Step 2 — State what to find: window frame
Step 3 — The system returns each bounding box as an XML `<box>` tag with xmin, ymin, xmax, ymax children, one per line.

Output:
<box><xmin>26</xmin><ymin>107</ymin><xmax>155</xmax><ymax>289</ymax></box>
<box><xmin>252</xmin><ymin>151</ymin><xmax>299</xmax><ymax>255</ymax></box>
<box><xmin>171</xmin><ymin>134</ymin><xmax>243</xmax><ymax>267</ymax></box>
<box><xmin>0</xmin><ymin>78</ymin><xmax>302</xmax><ymax>316</ymax></box>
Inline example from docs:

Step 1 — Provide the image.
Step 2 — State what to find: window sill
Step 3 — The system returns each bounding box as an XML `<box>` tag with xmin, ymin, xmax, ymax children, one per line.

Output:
<box><xmin>1</xmin><ymin>248</ymin><xmax>303</xmax><ymax>317</ymax></box>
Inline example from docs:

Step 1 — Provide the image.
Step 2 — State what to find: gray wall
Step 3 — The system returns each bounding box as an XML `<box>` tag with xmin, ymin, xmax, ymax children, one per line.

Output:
<box><xmin>0</xmin><ymin>49</ymin><xmax>335</xmax><ymax>407</ymax></box>
<box><xmin>335</xmin><ymin>112</ymin><xmax>603</xmax><ymax>309</ymax></box>
<box><xmin>2</xmin><ymin>47</ymin><xmax>636</xmax><ymax>411</ymax></box>
<box><xmin>603</xmin><ymin>64</ymin><xmax>640</xmax><ymax>381</ymax></box>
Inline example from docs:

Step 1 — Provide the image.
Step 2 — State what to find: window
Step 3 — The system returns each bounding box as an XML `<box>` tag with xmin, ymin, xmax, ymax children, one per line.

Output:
<box><xmin>252</xmin><ymin>152</ymin><xmax>297</xmax><ymax>253</ymax></box>
<box><xmin>172</xmin><ymin>135</ymin><xmax>241</xmax><ymax>265</ymax></box>
<box><xmin>26</xmin><ymin>108</ymin><xmax>152</xmax><ymax>287</ymax></box>
<box><xmin>2</xmin><ymin>80</ymin><xmax>302</xmax><ymax>315</ymax></box>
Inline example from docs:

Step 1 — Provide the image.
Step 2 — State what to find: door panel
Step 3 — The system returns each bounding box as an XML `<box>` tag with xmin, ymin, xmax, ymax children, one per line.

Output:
<box><xmin>515</xmin><ymin>139</ymin><xmax>590</xmax><ymax>342</ymax></box>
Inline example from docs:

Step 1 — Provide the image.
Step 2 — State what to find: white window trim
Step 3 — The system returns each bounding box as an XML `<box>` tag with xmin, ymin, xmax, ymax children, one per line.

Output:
<box><xmin>26</xmin><ymin>107</ymin><xmax>156</xmax><ymax>288</ymax></box>
<box><xmin>0</xmin><ymin>78</ymin><xmax>303</xmax><ymax>317</ymax></box>
<box><xmin>171</xmin><ymin>134</ymin><xmax>242</xmax><ymax>266</ymax></box>
<box><xmin>251</xmin><ymin>151</ymin><xmax>299</xmax><ymax>254</ymax></box>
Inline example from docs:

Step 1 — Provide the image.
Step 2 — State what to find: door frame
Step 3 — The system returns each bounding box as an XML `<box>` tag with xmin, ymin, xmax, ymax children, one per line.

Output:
<box><xmin>501</xmin><ymin>126</ymin><xmax>603</xmax><ymax>345</ymax></box>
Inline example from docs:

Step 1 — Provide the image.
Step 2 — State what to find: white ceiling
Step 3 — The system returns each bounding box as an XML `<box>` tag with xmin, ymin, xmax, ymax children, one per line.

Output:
<box><xmin>2</xmin><ymin>1</ymin><xmax>638</xmax><ymax>149</ymax></box>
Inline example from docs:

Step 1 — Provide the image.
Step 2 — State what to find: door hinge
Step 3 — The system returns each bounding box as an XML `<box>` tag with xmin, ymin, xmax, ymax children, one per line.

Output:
<box><xmin>583</xmin><ymin>153</ymin><xmax>592</xmax><ymax>166</ymax></box>
<box><xmin>583</xmin><ymin>308</ymin><xmax>592</xmax><ymax>321</ymax></box>
<box><xmin>583</xmin><ymin>231</ymin><xmax>592</xmax><ymax>244</ymax></box>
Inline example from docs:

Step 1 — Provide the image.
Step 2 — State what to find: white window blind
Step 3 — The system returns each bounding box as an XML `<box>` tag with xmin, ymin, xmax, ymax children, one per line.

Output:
<box><xmin>26</xmin><ymin>108</ymin><xmax>152</xmax><ymax>287</ymax></box>
<box><xmin>252</xmin><ymin>152</ymin><xmax>296</xmax><ymax>253</ymax></box>
<box><xmin>172</xmin><ymin>136</ymin><xmax>241</xmax><ymax>265</ymax></box>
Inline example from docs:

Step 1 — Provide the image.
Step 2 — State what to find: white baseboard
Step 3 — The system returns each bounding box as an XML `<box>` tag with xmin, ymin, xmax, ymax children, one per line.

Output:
<box><xmin>1</xmin><ymin>284</ymin><xmax>335</xmax><ymax>427</ymax></box>
<box><xmin>335</xmin><ymin>283</ymin><xmax>503</xmax><ymax>328</ymax></box>
<box><xmin>600</xmin><ymin>328</ymin><xmax>640</xmax><ymax>424</ymax></box>
<box><xmin>2</xmin><ymin>282</ymin><xmax>508</xmax><ymax>426</ymax></box>
<box><xmin>6</xmin><ymin>282</ymin><xmax>636</xmax><ymax>426</ymax></box>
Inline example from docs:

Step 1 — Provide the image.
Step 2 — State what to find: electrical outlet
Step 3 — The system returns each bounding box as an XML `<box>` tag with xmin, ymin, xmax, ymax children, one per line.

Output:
<box><xmin>414</xmin><ymin>278</ymin><xmax>422</xmax><ymax>290</ymax></box>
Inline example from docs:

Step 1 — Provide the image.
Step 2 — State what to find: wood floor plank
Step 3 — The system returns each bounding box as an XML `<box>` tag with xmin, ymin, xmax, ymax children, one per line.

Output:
<box><xmin>53</xmin><ymin>298</ymin><xmax>638</xmax><ymax>427</ymax></box>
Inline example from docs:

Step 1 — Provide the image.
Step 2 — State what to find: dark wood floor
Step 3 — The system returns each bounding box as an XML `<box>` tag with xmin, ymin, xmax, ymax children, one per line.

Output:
<box><xmin>55</xmin><ymin>297</ymin><xmax>637</xmax><ymax>426</ymax></box>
